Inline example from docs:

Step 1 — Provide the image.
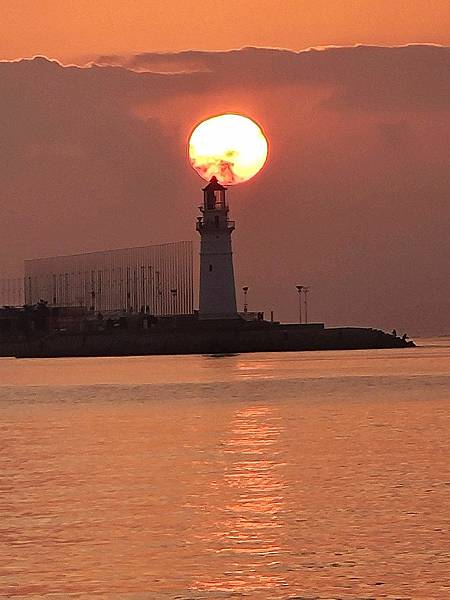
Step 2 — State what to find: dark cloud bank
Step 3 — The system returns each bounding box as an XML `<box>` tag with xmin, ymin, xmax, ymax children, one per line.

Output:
<box><xmin>1</xmin><ymin>46</ymin><xmax>449</xmax><ymax>334</ymax></box>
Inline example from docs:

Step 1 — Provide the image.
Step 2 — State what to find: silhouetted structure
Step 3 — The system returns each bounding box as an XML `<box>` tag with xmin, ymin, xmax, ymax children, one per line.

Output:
<box><xmin>0</xmin><ymin>179</ymin><xmax>415</xmax><ymax>358</ymax></box>
<box><xmin>0</xmin><ymin>277</ymin><xmax>24</xmax><ymax>306</ymax></box>
<box><xmin>24</xmin><ymin>241</ymin><xmax>193</xmax><ymax>315</ymax></box>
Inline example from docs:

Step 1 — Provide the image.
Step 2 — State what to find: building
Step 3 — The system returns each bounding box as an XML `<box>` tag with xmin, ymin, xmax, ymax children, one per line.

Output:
<box><xmin>196</xmin><ymin>177</ymin><xmax>238</xmax><ymax>319</ymax></box>
<box><xmin>24</xmin><ymin>241</ymin><xmax>194</xmax><ymax>315</ymax></box>
<box><xmin>0</xmin><ymin>277</ymin><xmax>24</xmax><ymax>306</ymax></box>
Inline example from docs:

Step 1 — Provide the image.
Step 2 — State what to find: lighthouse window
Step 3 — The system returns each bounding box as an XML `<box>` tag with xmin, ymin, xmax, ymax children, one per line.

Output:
<box><xmin>214</xmin><ymin>215</ymin><xmax>219</xmax><ymax>228</ymax></box>
<box><xmin>209</xmin><ymin>264</ymin><xmax>213</xmax><ymax>272</ymax></box>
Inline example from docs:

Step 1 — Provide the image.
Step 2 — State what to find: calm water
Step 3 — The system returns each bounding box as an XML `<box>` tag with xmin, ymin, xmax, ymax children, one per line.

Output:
<box><xmin>1</xmin><ymin>340</ymin><xmax>449</xmax><ymax>599</ymax></box>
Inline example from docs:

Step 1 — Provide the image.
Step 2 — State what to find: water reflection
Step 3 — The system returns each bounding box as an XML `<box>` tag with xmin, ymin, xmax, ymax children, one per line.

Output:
<box><xmin>193</xmin><ymin>404</ymin><xmax>289</xmax><ymax>595</ymax></box>
<box><xmin>2</xmin><ymin>349</ymin><xmax>450</xmax><ymax>598</ymax></box>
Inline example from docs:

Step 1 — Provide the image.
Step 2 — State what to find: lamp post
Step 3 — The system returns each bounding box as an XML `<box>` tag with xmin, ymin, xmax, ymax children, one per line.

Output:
<box><xmin>303</xmin><ymin>286</ymin><xmax>311</xmax><ymax>324</ymax></box>
<box><xmin>295</xmin><ymin>285</ymin><xmax>303</xmax><ymax>323</ymax></box>
<box><xmin>242</xmin><ymin>286</ymin><xmax>249</xmax><ymax>313</ymax></box>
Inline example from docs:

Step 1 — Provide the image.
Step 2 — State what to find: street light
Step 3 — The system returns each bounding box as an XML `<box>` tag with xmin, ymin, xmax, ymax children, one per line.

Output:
<box><xmin>242</xmin><ymin>286</ymin><xmax>249</xmax><ymax>313</ymax></box>
<box><xmin>295</xmin><ymin>285</ymin><xmax>303</xmax><ymax>323</ymax></box>
<box><xmin>303</xmin><ymin>286</ymin><xmax>311</xmax><ymax>324</ymax></box>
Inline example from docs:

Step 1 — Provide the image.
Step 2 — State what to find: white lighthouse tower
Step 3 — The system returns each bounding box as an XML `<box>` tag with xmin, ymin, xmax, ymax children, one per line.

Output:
<box><xmin>196</xmin><ymin>176</ymin><xmax>238</xmax><ymax>319</ymax></box>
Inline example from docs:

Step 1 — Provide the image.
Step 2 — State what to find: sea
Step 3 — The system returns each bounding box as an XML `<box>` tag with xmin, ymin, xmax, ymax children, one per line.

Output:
<box><xmin>0</xmin><ymin>338</ymin><xmax>449</xmax><ymax>599</ymax></box>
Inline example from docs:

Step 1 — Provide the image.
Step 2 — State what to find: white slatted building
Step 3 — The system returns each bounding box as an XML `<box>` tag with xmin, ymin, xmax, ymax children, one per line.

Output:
<box><xmin>0</xmin><ymin>277</ymin><xmax>24</xmax><ymax>306</ymax></box>
<box><xmin>24</xmin><ymin>241</ymin><xmax>194</xmax><ymax>315</ymax></box>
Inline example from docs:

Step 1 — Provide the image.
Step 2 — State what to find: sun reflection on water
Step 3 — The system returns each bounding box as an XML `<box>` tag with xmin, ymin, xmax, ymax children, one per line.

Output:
<box><xmin>192</xmin><ymin>404</ymin><xmax>289</xmax><ymax>595</ymax></box>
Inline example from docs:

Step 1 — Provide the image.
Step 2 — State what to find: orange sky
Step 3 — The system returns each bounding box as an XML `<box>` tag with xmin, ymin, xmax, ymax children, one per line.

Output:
<box><xmin>1</xmin><ymin>0</ymin><xmax>449</xmax><ymax>63</ymax></box>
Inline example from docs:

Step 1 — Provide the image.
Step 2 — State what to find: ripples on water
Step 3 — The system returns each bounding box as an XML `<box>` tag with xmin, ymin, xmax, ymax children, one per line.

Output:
<box><xmin>0</xmin><ymin>341</ymin><xmax>450</xmax><ymax>599</ymax></box>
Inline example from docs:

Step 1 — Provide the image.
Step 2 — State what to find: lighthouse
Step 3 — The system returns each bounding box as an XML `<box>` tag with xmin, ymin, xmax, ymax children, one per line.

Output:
<box><xmin>196</xmin><ymin>176</ymin><xmax>238</xmax><ymax>319</ymax></box>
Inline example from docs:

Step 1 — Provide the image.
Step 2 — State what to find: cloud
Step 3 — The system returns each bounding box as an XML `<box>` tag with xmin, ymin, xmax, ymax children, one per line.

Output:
<box><xmin>94</xmin><ymin>45</ymin><xmax>450</xmax><ymax>111</ymax></box>
<box><xmin>0</xmin><ymin>46</ymin><xmax>449</xmax><ymax>334</ymax></box>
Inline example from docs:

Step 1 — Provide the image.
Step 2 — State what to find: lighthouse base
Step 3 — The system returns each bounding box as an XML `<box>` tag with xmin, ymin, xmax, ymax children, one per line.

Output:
<box><xmin>198</xmin><ymin>312</ymin><xmax>240</xmax><ymax>320</ymax></box>
<box><xmin>1</xmin><ymin>311</ymin><xmax>415</xmax><ymax>358</ymax></box>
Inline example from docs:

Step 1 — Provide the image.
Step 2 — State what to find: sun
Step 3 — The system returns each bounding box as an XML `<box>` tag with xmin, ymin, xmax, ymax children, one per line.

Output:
<box><xmin>188</xmin><ymin>113</ymin><xmax>268</xmax><ymax>185</ymax></box>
